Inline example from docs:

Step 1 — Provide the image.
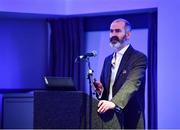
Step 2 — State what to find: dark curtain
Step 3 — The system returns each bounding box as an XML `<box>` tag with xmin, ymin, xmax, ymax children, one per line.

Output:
<box><xmin>147</xmin><ymin>11</ymin><xmax>157</xmax><ymax>129</ymax></box>
<box><xmin>48</xmin><ymin>18</ymin><xmax>86</xmax><ymax>91</ymax></box>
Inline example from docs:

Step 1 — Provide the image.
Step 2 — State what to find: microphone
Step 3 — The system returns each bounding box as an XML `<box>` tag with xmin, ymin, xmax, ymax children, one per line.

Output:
<box><xmin>75</xmin><ymin>50</ymin><xmax>97</xmax><ymax>62</ymax></box>
<box><xmin>79</xmin><ymin>50</ymin><xmax>97</xmax><ymax>59</ymax></box>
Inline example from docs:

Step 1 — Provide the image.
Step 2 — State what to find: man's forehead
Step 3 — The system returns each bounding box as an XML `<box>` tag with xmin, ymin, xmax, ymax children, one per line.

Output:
<box><xmin>110</xmin><ymin>21</ymin><xmax>125</xmax><ymax>28</ymax></box>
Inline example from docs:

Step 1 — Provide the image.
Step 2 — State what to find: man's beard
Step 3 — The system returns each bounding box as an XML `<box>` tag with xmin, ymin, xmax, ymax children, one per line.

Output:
<box><xmin>109</xmin><ymin>36</ymin><xmax>126</xmax><ymax>49</ymax></box>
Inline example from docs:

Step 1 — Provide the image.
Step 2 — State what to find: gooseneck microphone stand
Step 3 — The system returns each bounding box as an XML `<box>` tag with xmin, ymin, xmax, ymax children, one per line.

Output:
<box><xmin>86</xmin><ymin>57</ymin><xmax>95</xmax><ymax>129</ymax></box>
<box><xmin>75</xmin><ymin>54</ymin><xmax>96</xmax><ymax>129</ymax></box>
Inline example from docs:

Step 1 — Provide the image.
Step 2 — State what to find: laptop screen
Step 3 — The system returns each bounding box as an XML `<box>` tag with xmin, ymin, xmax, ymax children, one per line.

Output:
<box><xmin>44</xmin><ymin>77</ymin><xmax>76</xmax><ymax>91</ymax></box>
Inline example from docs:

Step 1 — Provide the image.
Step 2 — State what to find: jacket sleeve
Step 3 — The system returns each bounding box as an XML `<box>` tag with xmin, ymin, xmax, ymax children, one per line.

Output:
<box><xmin>99</xmin><ymin>57</ymin><xmax>108</xmax><ymax>100</ymax></box>
<box><xmin>111</xmin><ymin>54</ymin><xmax>147</xmax><ymax>109</ymax></box>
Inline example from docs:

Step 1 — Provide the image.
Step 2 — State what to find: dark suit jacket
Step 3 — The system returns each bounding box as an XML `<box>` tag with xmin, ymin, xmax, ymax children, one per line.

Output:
<box><xmin>100</xmin><ymin>45</ymin><xmax>147</xmax><ymax>129</ymax></box>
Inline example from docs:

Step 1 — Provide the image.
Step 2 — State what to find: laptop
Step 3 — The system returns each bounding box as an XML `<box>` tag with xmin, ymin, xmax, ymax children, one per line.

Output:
<box><xmin>44</xmin><ymin>76</ymin><xmax>76</xmax><ymax>91</ymax></box>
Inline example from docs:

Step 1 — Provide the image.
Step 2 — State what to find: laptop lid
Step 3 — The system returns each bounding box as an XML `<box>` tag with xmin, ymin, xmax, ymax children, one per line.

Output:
<box><xmin>44</xmin><ymin>76</ymin><xmax>76</xmax><ymax>91</ymax></box>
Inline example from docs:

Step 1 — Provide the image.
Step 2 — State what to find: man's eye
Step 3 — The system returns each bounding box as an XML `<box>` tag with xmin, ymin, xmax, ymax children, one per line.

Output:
<box><xmin>110</xmin><ymin>29</ymin><xmax>121</xmax><ymax>33</ymax></box>
<box><xmin>115</xmin><ymin>29</ymin><xmax>121</xmax><ymax>33</ymax></box>
<box><xmin>110</xmin><ymin>29</ymin><xmax>114</xmax><ymax>33</ymax></box>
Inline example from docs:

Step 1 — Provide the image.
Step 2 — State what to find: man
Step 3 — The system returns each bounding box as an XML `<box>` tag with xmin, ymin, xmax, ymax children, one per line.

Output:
<box><xmin>94</xmin><ymin>18</ymin><xmax>147</xmax><ymax>129</ymax></box>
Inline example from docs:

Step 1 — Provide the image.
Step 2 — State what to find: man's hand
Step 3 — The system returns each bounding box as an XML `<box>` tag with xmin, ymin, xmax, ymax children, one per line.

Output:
<box><xmin>93</xmin><ymin>80</ymin><xmax>103</xmax><ymax>95</ymax></box>
<box><xmin>97</xmin><ymin>100</ymin><xmax>116</xmax><ymax>113</ymax></box>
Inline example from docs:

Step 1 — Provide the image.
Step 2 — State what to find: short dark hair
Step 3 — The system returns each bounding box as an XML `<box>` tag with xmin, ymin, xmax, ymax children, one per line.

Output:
<box><xmin>112</xmin><ymin>18</ymin><xmax>132</xmax><ymax>33</ymax></box>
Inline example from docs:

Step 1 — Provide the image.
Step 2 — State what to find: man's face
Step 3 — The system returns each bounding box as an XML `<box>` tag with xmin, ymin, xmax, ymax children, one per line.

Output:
<box><xmin>109</xmin><ymin>21</ymin><xmax>128</xmax><ymax>49</ymax></box>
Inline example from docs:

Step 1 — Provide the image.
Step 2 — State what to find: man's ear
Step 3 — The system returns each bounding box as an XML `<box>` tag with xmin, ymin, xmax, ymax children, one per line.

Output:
<box><xmin>125</xmin><ymin>32</ymin><xmax>131</xmax><ymax>40</ymax></box>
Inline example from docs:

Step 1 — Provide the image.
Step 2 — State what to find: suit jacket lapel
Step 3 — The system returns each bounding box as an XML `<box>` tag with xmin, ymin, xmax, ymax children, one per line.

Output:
<box><xmin>114</xmin><ymin>45</ymin><xmax>134</xmax><ymax>83</ymax></box>
<box><xmin>106</xmin><ymin>54</ymin><xmax>113</xmax><ymax>90</ymax></box>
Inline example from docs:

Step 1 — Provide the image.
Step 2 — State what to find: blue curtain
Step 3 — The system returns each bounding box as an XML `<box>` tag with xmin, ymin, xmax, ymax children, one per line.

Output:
<box><xmin>48</xmin><ymin>18</ymin><xmax>86</xmax><ymax>91</ymax></box>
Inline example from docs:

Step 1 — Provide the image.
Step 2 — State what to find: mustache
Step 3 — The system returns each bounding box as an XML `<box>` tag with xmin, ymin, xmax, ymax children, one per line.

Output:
<box><xmin>110</xmin><ymin>36</ymin><xmax>120</xmax><ymax>43</ymax></box>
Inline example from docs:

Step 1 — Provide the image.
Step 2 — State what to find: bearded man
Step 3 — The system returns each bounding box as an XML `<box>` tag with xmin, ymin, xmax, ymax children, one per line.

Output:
<box><xmin>94</xmin><ymin>18</ymin><xmax>147</xmax><ymax>129</ymax></box>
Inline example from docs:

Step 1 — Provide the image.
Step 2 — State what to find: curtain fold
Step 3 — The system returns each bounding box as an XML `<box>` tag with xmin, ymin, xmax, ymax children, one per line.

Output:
<box><xmin>147</xmin><ymin>11</ymin><xmax>158</xmax><ymax>129</ymax></box>
<box><xmin>48</xmin><ymin>18</ymin><xmax>86</xmax><ymax>91</ymax></box>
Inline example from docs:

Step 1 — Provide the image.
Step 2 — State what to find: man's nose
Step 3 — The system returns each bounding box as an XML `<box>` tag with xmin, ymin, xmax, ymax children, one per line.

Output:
<box><xmin>110</xmin><ymin>32</ymin><xmax>117</xmax><ymax>36</ymax></box>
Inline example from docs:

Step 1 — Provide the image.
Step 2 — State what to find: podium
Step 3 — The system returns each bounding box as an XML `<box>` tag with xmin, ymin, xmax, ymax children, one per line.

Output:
<box><xmin>34</xmin><ymin>91</ymin><xmax>122</xmax><ymax>129</ymax></box>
